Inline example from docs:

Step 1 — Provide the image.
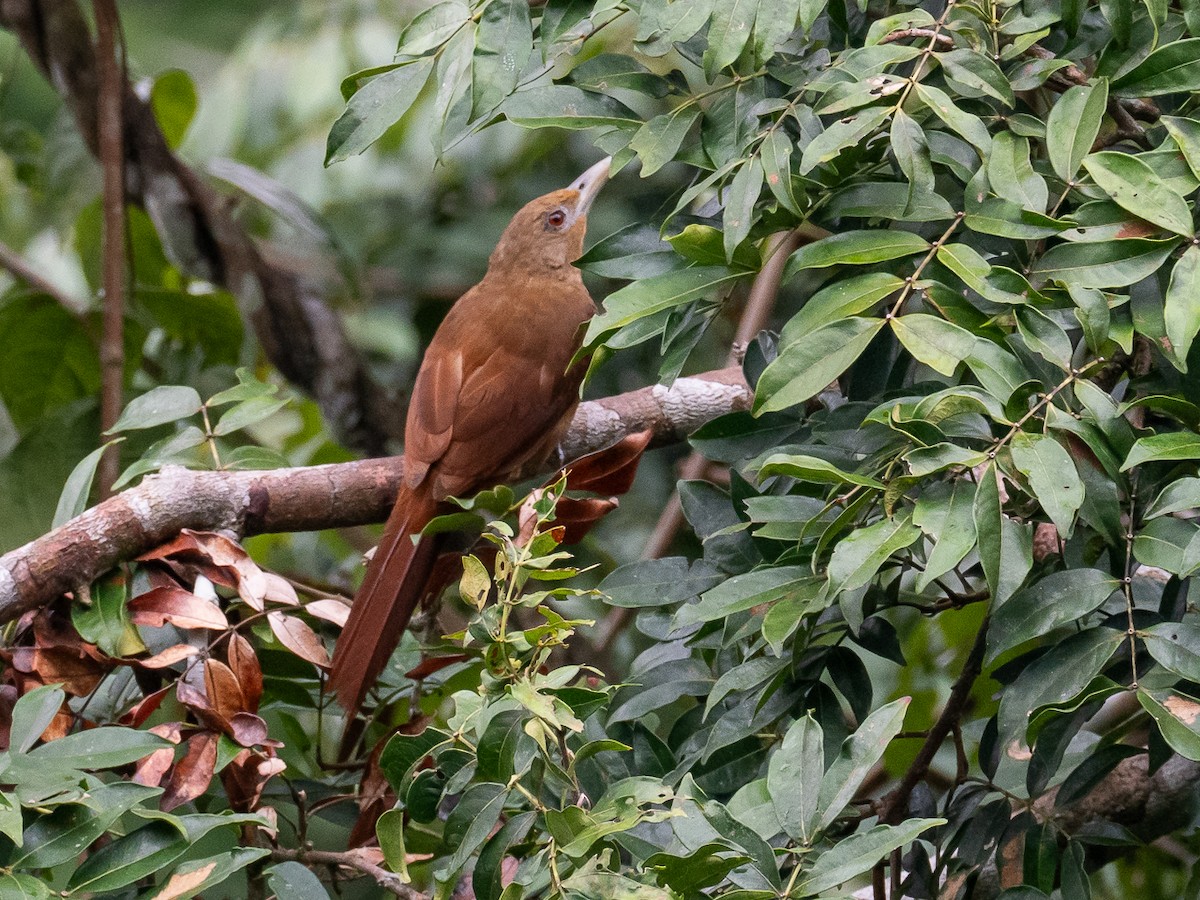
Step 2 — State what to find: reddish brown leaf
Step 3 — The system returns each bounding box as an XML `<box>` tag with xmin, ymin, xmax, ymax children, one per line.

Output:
<box><xmin>204</xmin><ymin>659</ymin><xmax>247</xmax><ymax>723</ymax></box>
<box><xmin>228</xmin><ymin>712</ymin><xmax>268</xmax><ymax>748</ymax></box>
<box><xmin>162</xmin><ymin>731</ymin><xmax>218</xmax><ymax>811</ymax></box>
<box><xmin>40</xmin><ymin>705</ymin><xmax>74</xmax><ymax>742</ymax></box>
<box><xmin>119</xmin><ymin>686</ymin><xmax>171</xmax><ymax>727</ymax></box>
<box><xmin>129</xmin><ymin>586</ymin><xmax>228</xmax><ymax>631</ymax></box>
<box><xmin>554</xmin><ymin>496</ymin><xmax>619</xmax><ymax>545</ymax></box>
<box><xmin>0</xmin><ymin>685</ymin><xmax>17</xmax><ymax>751</ymax></box>
<box><xmin>561</xmin><ymin>429</ymin><xmax>652</xmax><ymax>496</ymax></box>
<box><xmin>405</xmin><ymin>654</ymin><xmax>470</xmax><ymax>680</ymax></box>
<box><xmin>134</xmin><ymin>722</ymin><xmax>182</xmax><ymax>788</ymax></box>
<box><xmin>222</xmin><ymin>747</ymin><xmax>285</xmax><ymax>812</ymax></box>
<box><xmin>11</xmin><ymin>647</ymin><xmax>107</xmax><ymax>696</ymax></box>
<box><xmin>176</xmin><ymin>657</ymin><xmax>209</xmax><ymax>711</ymax></box>
<box><xmin>139</xmin><ymin>530</ymin><xmax>269</xmax><ymax>608</ymax></box>
<box><xmin>268</xmin><ymin>612</ymin><xmax>330</xmax><ymax>669</ymax></box>
<box><xmin>304</xmin><ymin>599</ymin><xmax>350</xmax><ymax>627</ymax></box>
<box><xmin>262</xmin><ymin>572</ymin><xmax>299</xmax><ymax>606</ymax></box>
<box><xmin>135</xmin><ymin>644</ymin><xmax>200</xmax><ymax>669</ymax></box>
<box><xmin>226</xmin><ymin>634</ymin><xmax>263</xmax><ymax>711</ymax></box>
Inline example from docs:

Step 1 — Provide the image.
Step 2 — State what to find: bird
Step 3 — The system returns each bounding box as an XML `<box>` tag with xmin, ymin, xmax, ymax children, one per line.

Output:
<box><xmin>329</xmin><ymin>157</ymin><xmax>613</xmax><ymax>717</ymax></box>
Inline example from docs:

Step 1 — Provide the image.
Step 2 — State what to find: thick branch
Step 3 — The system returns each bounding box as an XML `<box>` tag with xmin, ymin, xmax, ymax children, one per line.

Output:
<box><xmin>269</xmin><ymin>848</ymin><xmax>427</xmax><ymax>900</ymax></box>
<box><xmin>0</xmin><ymin>369</ymin><xmax>751</xmax><ymax>624</ymax></box>
<box><xmin>0</xmin><ymin>0</ymin><xmax>399</xmax><ymax>454</ymax></box>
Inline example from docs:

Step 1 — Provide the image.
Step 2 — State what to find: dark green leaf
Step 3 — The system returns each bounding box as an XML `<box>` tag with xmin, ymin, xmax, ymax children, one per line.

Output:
<box><xmin>600</xmin><ymin>557</ymin><xmax>724</xmax><ymax>607</ymax></box>
<box><xmin>472</xmin><ymin>0</ymin><xmax>533</xmax><ymax>117</ymax></box>
<box><xmin>1011</xmin><ymin>433</ymin><xmax>1084</xmax><ymax>538</ymax></box>
<box><xmin>67</xmin><ymin>820</ymin><xmax>188</xmax><ymax>893</ymax></box>
<box><xmin>891</xmin><ymin>314</ymin><xmax>977</xmax><ymax>376</ymax></box>
<box><xmin>755</xmin><ymin>317</ymin><xmax>885</xmax><ymax>413</ymax></box>
<box><xmin>108</xmin><ymin>385</ymin><xmax>202</xmax><ymax>433</ymax></box>
<box><xmin>326</xmin><ymin>58</ymin><xmax>435</xmax><ymax>164</ymax></box>
<box><xmin>1046</xmin><ymin>80</ymin><xmax>1108</xmax><ymax>182</ymax></box>
<box><xmin>1138</xmin><ymin>688</ymin><xmax>1200</xmax><ymax>760</ymax></box>
<box><xmin>988</xmin><ymin>570</ymin><xmax>1119</xmax><ymax>662</ymax></box>
<box><xmin>827</xmin><ymin>514</ymin><xmax>921</xmax><ymax>594</ymax></box>
<box><xmin>779</xmin><ymin>272</ymin><xmax>901</xmax><ymax>342</ymax></box>
<box><xmin>502</xmin><ymin>85</ymin><xmax>641</xmax><ymax>130</ymax></box>
<box><xmin>799</xmin><ymin>106</ymin><xmax>890</xmax><ymax>174</ymax></box>
<box><xmin>800</xmin><ymin>819</ymin><xmax>945</xmax><ymax>894</ymax></box>
<box><xmin>784</xmin><ymin>230</ymin><xmax>929</xmax><ymax>277</ymax></box>
<box><xmin>768</xmin><ymin>713</ymin><xmax>823</xmax><ymax>842</ymax></box>
<box><xmin>630</xmin><ymin>108</ymin><xmax>702</xmax><ymax>176</ymax></box>
<box><xmin>1111</xmin><ymin>38</ymin><xmax>1200</xmax><ymax>97</ymax></box>
<box><xmin>1082</xmin><ymin>152</ymin><xmax>1193</xmax><ymax>237</ymax></box>
<box><xmin>1033</xmin><ymin>239</ymin><xmax>1177</xmax><ymax>289</ymax></box>
<box><xmin>1122</xmin><ymin>431</ymin><xmax>1200</xmax><ymax>470</ymax></box>
<box><xmin>1164</xmin><ymin>246</ymin><xmax>1200</xmax><ymax>370</ymax></box>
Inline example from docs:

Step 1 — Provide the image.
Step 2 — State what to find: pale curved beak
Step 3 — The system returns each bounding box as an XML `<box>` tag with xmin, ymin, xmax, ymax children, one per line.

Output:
<box><xmin>568</xmin><ymin>156</ymin><xmax>612</xmax><ymax>218</ymax></box>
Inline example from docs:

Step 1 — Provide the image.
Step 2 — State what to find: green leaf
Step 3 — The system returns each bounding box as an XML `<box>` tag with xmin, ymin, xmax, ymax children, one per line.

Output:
<box><xmin>1162</xmin><ymin>116</ymin><xmax>1200</xmax><ymax>181</ymax></box>
<box><xmin>501</xmin><ymin>85</ymin><xmax>641</xmax><ymax>130</ymax></box>
<box><xmin>704</xmin><ymin>0</ymin><xmax>759</xmax><ymax>78</ymax></box>
<box><xmin>26</xmin><ymin>726</ymin><xmax>171</xmax><ymax>769</ymax></box>
<box><xmin>761</xmin><ymin>129</ymin><xmax>802</xmax><ymax>215</ymax></box>
<box><xmin>1138</xmin><ymin>688</ymin><xmax>1200</xmax><ymax>760</ymax></box>
<box><xmin>472</xmin><ymin>0</ymin><xmax>532</xmax><ymax>118</ymax></box>
<box><xmin>150</xmin><ymin>69</ymin><xmax>198</xmax><ymax>150</ymax></box>
<box><xmin>568</xmin><ymin>53</ymin><xmax>675</xmax><ymax>98</ymax></box>
<box><xmin>768</xmin><ymin>714</ymin><xmax>824</xmax><ymax>843</ymax></box>
<box><xmin>938</xmin><ymin>49</ymin><xmax>1013</xmax><ymax>106</ymax></box>
<box><xmin>723</xmin><ymin>157</ymin><xmax>763</xmax><ymax>261</ymax></box>
<box><xmin>667</xmin><ymin>224</ymin><xmax>761</xmax><ymax>270</ymax></box>
<box><xmin>816</xmin><ymin>697</ymin><xmax>909</xmax><ymax>832</ymax></box>
<box><xmin>396</xmin><ymin>1</ymin><xmax>471</xmax><ymax>57</ymax></box>
<box><xmin>965</xmin><ymin>197</ymin><xmax>1068</xmax><ymax>239</ymax></box>
<box><xmin>1032</xmin><ymin>239</ymin><xmax>1177</xmax><ymax>289</ymax></box>
<box><xmin>212</xmin><ymin>395</ymin><xmax>288</xmax><ymax>436</ymax></box>
<box><xmin>779</xmin><ymin>272</ymin><xmax>901</xmax><ymax>343</ymax></box>
<box><xmin>1133</xmin><ymin>517</ymin><xmax>1200</xmax><ymax>576</ymax></box>
<box><xmin>72</xmin><ymin>573</ymin><xmax>144</xmax><ymax>657</ymax></box>
<box><xmin>988</xmin><ymin>132</ymin><xmax>1047</xmax><ymax>212</ymax></box>
<box><xmin>677</xmin><ymin>567</ymin><xmax>818</xmax><ymax>625</ymax></box>
<box><xmin>753</xmin><ymin>0</ymin><xmax>803</xmax><ymax>64</ymax></box>
<box><xmin>1082</xmin><ymin>152</ymin><xmax>1194</xmax><ymax>237</ymax></box>
<box><xmin>67</xmin><ymin>820</ymin><xmax>188</xmax><ymax>893</ymax></box>
<box><xmin>988</xmin><ymin>569</ymin><xmax>1119</xmax><ymax>662</ymax></box>
<box><xmin>1046</xmin><ymin>80</ymin><xmax>1108</xmax><ymax>182</ymax></box>
<box><xmin>107</xmin><ymin>385</ymin><xmax>202</xmax><ymax>433</ymax></box>
<box><xmin>9</xmin><ymin>684</ymin><xmax>66</xmax><ymax>753</ymax></box>
<box><xmin>630</xmin><ymin>108</ymin><xmax>702</xmax><ymax>176</ymax></box>
<box><xmin>1164</xmin><ymin>247</ymin><xmax>1200</xmax><ymax>371</ymax></box>
<box><xmin>914</xmin><ymin>82</ymin><xmax>992</xmax><ymax>154</ymax></box>
<box><xmin>973</xmin><ymin>463</ymin><xmax>1003</xmax><ymax>598</ymax></box>
<box><xmin>755</xmin><ymin>317</ymin><xmax>885</xmax><ymax>414</ymax></box>
<box><xmin>600</xmin><ymin>557</ymin><xmax>724</xmax><ymax>608</ymax></box>
<box><xmin>53</xmin><ymin>439</ymin><xmax>119</xmax><ymax>528</ymax></box>
<box><xmin>890</xmin><ymin>108</ymin><xmax>934</xmax><ymax>194</ymax></box>
<box><xmin>758</xmin><ymin>453</ymin><xmax>883</xmax><ymax>488</ymax></box>
<box><xmin>583</xmin><ymin>266</ymin><xmax>742</xmax><ymax>351</ymax></box>
<box><xmin>1145</xmin><ymin>477</ymin><xmax>1200</xmax><ymax>518</ymax></box>
<box><xmin>1112</xmin><ymin>38</ymin><xmax>1200</xmax><ymax>97</ymax></box>
<box><xmin>1011</xmin><ymin>433</ymin><xmax>1085</xmax><ymax>538</ymax></box>
<box><xmin>800</xmin><ymin>819</ymin><xmax>945</xmax><ymax>894</ymax></box>
<box><xmin>1122</xmin><ymin>431</ymin><xmax>1200</xmax><ymax>470</ymax></box>
<box><xmin>379</xmin><ymin>727</ymin><xmax>453</xmax><ymax>792</ymax></box>
<box><xmin>474</xmin><ymin>812</ymin><xmax>536</xmax><ymax>900</ymax></box>
<box><xmin>1142</xmin><ymin>621</ymin><xmax>1200</xmax><ymax>681</ymax></box>
<box><xmin>799</xmin><ymin>106</ymin><xmax>891</xmax><ymax>174</ymax></box>
<box><xmin>267</xmin><ymin>861</ymin><xmax>330</xmax><ymax>899</ymax></box>
<box><xmin>783</xmin><ymin>230</ymin><xmax>929</xmax><ymax>277</ymax></box>
<box><xmin>436</xmin><ymin>783</ymin><xmax>509</xmax><ymax>883</ymax></box>
<box><xmin>12</xmin><ymin>782</ymin><xmax>162</xmax><ymax>869</ymax></box>
<box><xmin>146</xmin><ymin>847</ymin><xmax>270</xmax><ymax>900</ymax></box>
<box><xmin>891</xmin><ymin>314</ymin><xmax>977</xmax><ymax>376</ymax></box>
<box><xmin>913</xmin><ymin>479</ymin><xmax>978</xmax><ymax>591</ymax></box>
<box><xmin>827</xmin><ymin>514</ymin><xmax>922</xmax><ymax>594</ymax></box>
<box><xmin>326</xmin><ymin>58</ymin><xmax>435</xmax><ymax>164</ymax></box>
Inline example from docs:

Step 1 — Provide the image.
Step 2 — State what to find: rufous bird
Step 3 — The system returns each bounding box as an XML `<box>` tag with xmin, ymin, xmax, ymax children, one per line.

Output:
<box><xmin>329</xmin><ymin>157</ymin><xmax>613</xmax><ymax>716</ymax></box>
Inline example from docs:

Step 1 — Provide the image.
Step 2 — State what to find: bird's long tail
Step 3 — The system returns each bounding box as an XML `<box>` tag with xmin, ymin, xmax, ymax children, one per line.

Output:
<box><xmin>329</xmin><ymin>483</ymin><xmax>440</xmax><ymax>717</ymax></box>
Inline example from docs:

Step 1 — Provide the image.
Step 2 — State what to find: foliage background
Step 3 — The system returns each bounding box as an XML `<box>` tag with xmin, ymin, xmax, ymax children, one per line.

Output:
<box><xmin>1</xmin><ymin>0</ymin><xmax>1200</xmax><ymax>897</ymax></box>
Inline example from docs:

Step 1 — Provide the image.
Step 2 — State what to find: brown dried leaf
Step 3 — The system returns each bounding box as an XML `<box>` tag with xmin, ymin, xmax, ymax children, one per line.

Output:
<box><xmin>135</xmin><ymin>644</ymin><xmax>201</xmax><ymax>669</ymax></box>
<box><xmin>134</xmin><ymin>723</ymin><xmax>182</xmax><ymax>788</ymax></box>
<box><xmin>226</xmin><ymin>634</ymin><xmax>263</xmax><ymax>711</ymax></box>
<box><xmin>12</xmin><ymin>647</ymin><xmax>107</xmax><ymax>696</ymax></box>
<box><xmin>262</xmin><ymin>572</ymin><xmax>299</xmax><ymax>606</ymax></box>
<box><xmin>0</xmin><ymin>685</ymin><xmax>17</xmax><ymax>751</ymax></box>
<box><xmin>222</xmin><ymin>747</ymin><xmax>285</xmax><ymax>812</ymax></box>
<box><xmin>228</xmin><ymin>712</ymin><xmax>268</xmax><ymax>748</ymax></box>
<box><xmin>304</xmin><ymin>599</ymin><xmax>350</xmax><ymax>627</ymax></box>
<box><xmin>162</xmin><ymin>731</ymin><xmax>219</xmax><ymax>811</ymax></box>
<box><xmin>129</xmin><ymin>586</ymin><xmax>228</xmax><ymax>631</ymax></box>
<box><xmin>562</xmin><ymin>429</ymin><xmax>652</xmax><ymax>496</ymax></box>
<box><xmin>268</xmin><ymin>612</ymin><xmax>330</xmax><ymax>669</ymax></box>
<box><xmin>405</xmin><ymin>654</ymin><xmax>470</xmax><ymax>680</ymax></box>
<box><xmin>204</xmin><ymin>659</ymin><xmax>247</xmax><ymax>722</ymax></box>
<box><xmin>157</xmin><ymin>862</ymin><xmax>217</xmax><ymax>900</ymax></box>
<box><xmin>119</xmin><ymin>686</ymin><xmax>172</xmax><ymax>727</ymax></box>
<box><xmin>553</xmin><ymin>496</ymin><xmax>618</xmax><ymax>546</ymax></box>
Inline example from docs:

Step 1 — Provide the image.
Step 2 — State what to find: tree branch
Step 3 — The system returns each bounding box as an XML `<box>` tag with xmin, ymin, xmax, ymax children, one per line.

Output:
<box><xmin>0</xmin><ymin>0</ymin><xmax>400</xmax><ymax>454</ymax></box>
<box><xmin>268</xmin><ymin>847</ymin><xmax>428</xmax><ymax>900</ymax></box>
<box><xmin>0</xmin><ymin>368</ymin><xmax>752</xmax><ymax>624</ymax></box>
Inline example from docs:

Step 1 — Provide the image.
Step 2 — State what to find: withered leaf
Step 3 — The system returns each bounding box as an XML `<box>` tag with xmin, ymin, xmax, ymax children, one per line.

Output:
<box><xmin>226</xmin><ymin>634</ymin><xmax>263</xmax><ymax>711</ymax></box>
<box><xmin>268</xmin><ymin>612</ymin><xmax>330</xmax><ymax>669</ymax></box>
<box><xmin>304</xmin><ymin>599</ymin><xmax>350</xmax><ymax>627</ymax></box>
<box><xmin>162</xmin><ymin>731</ymin><xmax>218</xmax><ymax>811</ymax></box>
<box><xmin>129</xmin><ymin>586</ymin><xmax>228</xmax><ymax>631</ymax></box>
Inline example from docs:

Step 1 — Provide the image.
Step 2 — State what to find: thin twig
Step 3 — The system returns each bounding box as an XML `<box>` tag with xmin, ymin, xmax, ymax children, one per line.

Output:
<box><xmin>879</xmin><ymin>616</ymin><xmax>989</xmax><ymax>825</ymax></box>
<box><xmin>93</xmin><ymin>0</ymin><xmax>126</xmax><ymax>498</ymax></box>
<box><xmin>0</xmin><ymin>238</ymin><xmax>83</xmax><ymax>313</ymax></box>
<box><xmin>268</xmin><ymin>848</ymin><xmax>427</xmax><ymax>899</ymax></box>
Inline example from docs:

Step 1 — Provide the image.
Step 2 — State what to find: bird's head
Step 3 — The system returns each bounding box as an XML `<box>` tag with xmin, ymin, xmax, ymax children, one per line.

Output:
<box><xmin>488</xmin><ymin>157</ymin><xmax>612</xmax><ymax>278</ymax></box>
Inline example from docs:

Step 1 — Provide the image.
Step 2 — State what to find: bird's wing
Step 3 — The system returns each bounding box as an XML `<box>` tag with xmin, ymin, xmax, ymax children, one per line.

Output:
<box><xmin>402</xmin><ymin>343</ymin><xmax>462</xmax><ymax>488</ymax></box>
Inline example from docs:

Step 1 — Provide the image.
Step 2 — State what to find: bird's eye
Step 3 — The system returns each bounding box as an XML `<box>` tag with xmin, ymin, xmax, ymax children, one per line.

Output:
<box><xmin>546</xmin><ymin>209</ymin><xmax>568</xmax><ymax>230</ymax></box>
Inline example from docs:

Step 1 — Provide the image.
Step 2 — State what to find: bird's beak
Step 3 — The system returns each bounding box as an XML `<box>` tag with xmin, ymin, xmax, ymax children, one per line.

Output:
<box><xmin>569</xmin><ymin>156</ymin><xmax>612</xmax><ymax>219</ymax></box>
